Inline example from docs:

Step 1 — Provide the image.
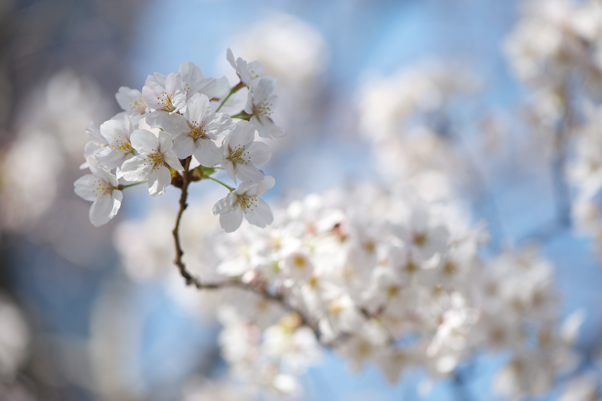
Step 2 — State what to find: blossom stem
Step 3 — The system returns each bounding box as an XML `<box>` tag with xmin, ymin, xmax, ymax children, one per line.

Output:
<box><xmin>117</xmin><ymin>181</ymin><xmax>148</xmax><ymax>190</ymax></box>
<box><xmin>215</xmin><ymin>81</ymin><xmax>245</xmax><ymax>112</ymax></box>
<box><xmin>230</xmin><ymin>111</ymin><xmax>251</xmax><ymax>120</ymax></box>
<box><xmin>208</xmin><ymin>177</ymin><xmax>234</xmax><ymax>191</ymax></box>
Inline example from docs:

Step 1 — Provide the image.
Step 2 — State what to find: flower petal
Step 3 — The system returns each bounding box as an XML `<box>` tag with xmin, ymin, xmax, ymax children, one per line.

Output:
<box><xmin>148</xmin><ymin>166</ymin><xmax>171</xmax><ymax>197</ymax></box>
<box><xmin>244</xmin><ymin>198</ymin><xmax>273</xmax><ymax>228</ymax></box>
<box><xmin>219</xmin><ymin>207</ymin><xmax>244</xmax><ymax>233</ymax></box>
<box><xmin>89</xmin><ymin>194</ymin><xmax>114</xmax><ymax>227</ymax></box>
<box><xmin>193</xmin><ymin>139</ymin><xmax>221</xmax><ymax>167</ymax></box>
<box><xmin>131</xmin><ymin>130</ymin><xmax>159</xmax><ymax>155</ymax></box>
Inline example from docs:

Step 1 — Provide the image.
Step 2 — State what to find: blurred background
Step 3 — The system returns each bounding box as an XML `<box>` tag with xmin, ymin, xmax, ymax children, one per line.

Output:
<box><xmin>1</xmin><ymin>0</ymin><xmax>602</xmax><ymax>400</ymax></box>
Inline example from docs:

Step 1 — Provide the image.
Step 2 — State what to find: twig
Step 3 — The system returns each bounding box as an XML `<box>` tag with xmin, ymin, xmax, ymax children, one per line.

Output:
<box><xmin>170</xmin><ymin>158</ymin><xmax>321</xmax><ymax>339</ymax></box>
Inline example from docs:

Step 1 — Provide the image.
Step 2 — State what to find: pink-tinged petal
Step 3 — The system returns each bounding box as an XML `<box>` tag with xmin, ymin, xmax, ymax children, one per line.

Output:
<box><xmin>228</xmin><ymin>121</ymin><xmax>255</xmax><ymax>149</ymax></box>
<box><xmin>110</xmin><ymin>190</ymin><xmax>123</xmax><ymax>219</ymax></box>
<box><xmin>89</xmin><ymin>194</ymin><xmax>114</xmax><ymax>227</ymax></box>
<box><xmin>193</xmin><ymin>139</ymin><xmax>221</xmax><ymax>167</ymax></box>
<box><xmin>227</xmin><ymin>48</ymin><xmax>237</xmax><ymax>70</ymax></box>
<box><xmin>219</xmin><ymin>207</ymin><xmax>244</xmax><ymax>233</ymax></box>
<box><xmin>246</xmin><ymin>175</ymin><xmax>275</xmax><ymax>197</ymax></box>
<box><xmin>157</xmin><ymin>131</ymin><xmax>174</xmax><ymax>153</ymax></box>
<box><xmin>185</xmin><ymin>93</ymin><xmax>212</xmax><ymax>124</ymax></box>
<box><xmin>246</xmin><ymin>141</ymin><xmax>271</xmax><ymax>166</ymax></box>
<box><xmin>173</xmin><ymin>135</ymin><xmax>195</xmax><ymax>159</ymax></box>
<box><xmin>163</xmin><ymin>150</ymin><xmax>184</xmax><ymax>171</ymax></box>
<box><xmin>131</xmin><ymin>130</ymin><xmax>159</xmax><ymax>155</ymax></box>
<box><xmin>148</xmin><ymin>112</ymin><xmax>188</xmax><ymax>137</ymax></box>
<box><xmin>74</xmin><ymin>174</ymin><xmax>101</xmax><ymax>201</ymax></box>
<box><xmin>121</xmin><ymin>156</ymin><xmax>152</xmax><ymax>182</ymax></box>
<box><xmin>235</xmin><ymin>162</ymin><xmax>264</xmax><ymax>183</ymax></box>
<box><xmin>254</xmin><ymin>115</ymin><xmax>285</xmax><ymax>139</ymax></box>
<box><xmin>244</xmin><ymin>198</ymin><xmax>273</xmax><ymax>228</ymax></box>
<box><xmin>148</xmin><ymin>166</ymin><xmax>171</xmax><ymax>197</ymax></box>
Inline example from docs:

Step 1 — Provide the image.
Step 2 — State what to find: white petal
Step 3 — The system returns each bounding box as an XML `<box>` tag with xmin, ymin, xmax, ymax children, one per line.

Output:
<box><xmin>110</xmin><ymin>190</ymin><xmax>123</xmax><ymax>219</ymax></box>
<box><xmin>173</xmin><ymin>135</ymin><xmax>195</xmax><ymax>159</ymax></box>
<box><xmin>131</xmin><ymin>129</ymin><xmax>159</xmax><ymax>155</ymax></box>
<box><xmin>157</xmin><ymin>130</ymin><xmax>174</xmax><ymax>153</ymax></box>
<box><xmin>164</xmin><ymin>150</ymin><xmax>184</xmax><ymax>171</ymax></box>
<box><xmin>222</xmin><ymin>159</ymin><xmax>237</xmax><ymax>183</ymax></box>
<box><xmin>185</xmin><ymin>93</ymin><xmax>212</xmax><ymax>123</ymax></box>
<box><xmin>235</xmin><ymin>162</ymin><xmax>264</xmax><ymax>183</ymax></box>
<box><xmin>244</xmin><ymin>198</ymin><xmax>273</xmax><ymax>228</ymax></box>
<box><xmin>253</xmin><ymin>114</ymin><xmax>285</xmax><ymax>139</ymax></box>
<box><xmin>179</xmin><ymin>61</ymin><xmax>204</xmax><ymax>85</ymax></box>
<box><xmin>247</xmin><ymin>175</ymin><xmax>275</xmax><ymax>197</ymax></box>
<box><xmin>121</xmin><ymin>156</ymin><xmax>152</xmax><ymax>182</ymax></box>
<box><xmin>246</xmin><ymin>141</ymin><xmax>271</xmax><ymax>166</ymax></box>
<box><xmin>219</xmin><ymin>207</ymin><xmax>244</xmax><ymax>233</ymax></box>
<box><xmin>227</xmin><ymin>48</ymin><xmax>237</xmax><ymax>70</ymax></box>
<box><xmin>213</xmin><ymin>193</ymin><xmax>236</xmax><ymax>214</ymax></box>
<box><xmin>193</xmin><ymin>139</ymin><xmax>221</xmax><ymax>167</ymax></box>
<box><xmin>89</xmin><ymin>195</ymin><xmax>114</xmax><ymax>227</ymax></box>
<box><xmin>148</xmin><ymin>166</ymin><xmax>172</xmax><ymax>197</ymax></box>
<box><xmin>74</xmin><ymin>174</ymin><xmax>101</xmax><ymax>202</ymax></box>
<box><xmin>150</xmin><ymin>112</ymin><xmax>189</xmax><ymax>137</ymax></box>
<box><xmin>229</xmin><ymin>121</ymin><xmax>255</xmax><ymax>148</ymax></box>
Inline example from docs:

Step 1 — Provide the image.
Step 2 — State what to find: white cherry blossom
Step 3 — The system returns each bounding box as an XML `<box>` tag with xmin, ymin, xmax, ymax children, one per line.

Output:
<box><xmin>154</xmin><ymin>93</ymin><xmax>232</xmax><ymax>166</ymax></box>
<box><xmin>115</xmin><ymin>86</ymin><xmax>148</xmax><ymax>116</ymax></box>
<box><xmin>227</xmin><ymin>48</ymin><xmax>266</xmax><ymax>87</ymax></box>
<box><xmin>74</xmin><ymin>162</ymin><xmax>123</xmax><ymax>227</ymax></box>
<box><xmin>94</xmin><ymin>114</ymin><xmax>136</xmax><ymax>170</ymax></box>
<box><xmin>121</xmin><ymin>130</ymin><xmax>183</xmax><ymax>196</ymax></box>
<box><xmin>221</xmin><ymin>120</ymin><xmax>271</xmax><ymax>183</ymax></box>
<box><xmin>212</xmin><ymin>176</ymin><xmax>275</xmax><ymax>232</ymax></box>
<box><xmin>244</xmin><ymin>77</ymin><xmax>285</xmax><ymax>138</ymax></box>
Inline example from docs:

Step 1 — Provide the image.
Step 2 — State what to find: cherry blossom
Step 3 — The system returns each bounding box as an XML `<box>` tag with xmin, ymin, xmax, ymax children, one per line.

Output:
<box><xmin>121</xmin><ymin>130</ymin><xmax>183</xmax><ymax>196</ymax></box>
<box><xmin>74</xmin><ymin>162</ymin><xmax>123</xmax><ymax>226</ymax></box>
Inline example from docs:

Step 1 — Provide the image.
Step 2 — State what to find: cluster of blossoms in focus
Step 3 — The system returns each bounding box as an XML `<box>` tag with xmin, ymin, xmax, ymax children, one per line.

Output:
<box><xmin>74</xmin><ymin>49</ymin><xmax>283</xmax><ymax>232</ymax></box>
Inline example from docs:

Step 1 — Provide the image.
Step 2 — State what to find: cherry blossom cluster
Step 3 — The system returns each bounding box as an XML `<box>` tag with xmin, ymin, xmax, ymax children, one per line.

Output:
<box><xmin>356</xmin><ymin>61</ymin><xmax>479</xmax><ymax>202</ymax></box>
<box><xmin>74</xmin><ymin>49</ymin><xmax>284</xmax><ymax>231</ymax></box>
<box><xmin>113</xmin><ymin>183</ymin><xmax>582</xmax><ymax>399</ymax></box>
<box><xmin>506</xmin><ymin>0</ymin><xmax>602</xmax><ymax>258</ymax></box>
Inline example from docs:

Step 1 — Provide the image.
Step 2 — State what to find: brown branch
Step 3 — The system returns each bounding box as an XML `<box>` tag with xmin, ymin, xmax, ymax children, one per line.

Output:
<box><xmin>170</xmin><ymin>158</ymin><xmax>321</xmax><ymax>340</ymax></box>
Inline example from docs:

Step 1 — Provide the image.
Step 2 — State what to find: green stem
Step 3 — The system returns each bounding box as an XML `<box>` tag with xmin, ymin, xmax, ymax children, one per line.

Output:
<box><xmin>215</xmin><ymin>81</ymin><xmax>245</xmax><ymax>112</ymax></box>
<box><xmin>209</xmin><ymin>177</ymin><xmax>234</xmax><ymax>191</ymax></box>
<box><xmin>118</xmin><ymin>181</ymin><xmax>147</xmax><ymax>190</ymax></box>
<box><xmin>230</xmin><ymin>112</ymin><xmax>251</xmax><ymax>120</ymax></box>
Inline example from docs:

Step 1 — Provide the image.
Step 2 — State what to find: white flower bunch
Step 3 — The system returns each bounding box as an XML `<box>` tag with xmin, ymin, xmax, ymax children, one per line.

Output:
<box><xmin>74</xmin><ymin>49</ymin><xmax>284</xmax><ymax>231</ymax></box>
<box><xmin>113</xmin><ymin>181</ymin><xmax>582</xmax><ymax>398</ymax></box>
